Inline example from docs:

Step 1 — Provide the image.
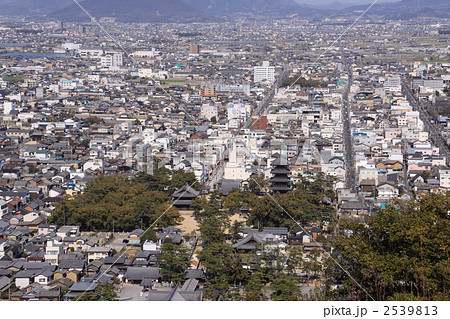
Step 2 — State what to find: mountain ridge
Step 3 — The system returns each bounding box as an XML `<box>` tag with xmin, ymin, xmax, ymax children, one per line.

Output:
<box><xmin>0</xmin><ymin>0</ymin><xmax>74</xmax><ymax>16</ymax></box>
<box><xmin>343</xmin><ymin>0</ymin><xmax>450</xmax><ymax>19</ymax></box>
<box><xmin>48</xmin><ymin>0</ymin><xmax>213</xmax><ymax>23</ymax></box>
<box><xmin>183</xmin><ymin>0</ymin><xmax>327</xmax><ymax>16</ymax></box>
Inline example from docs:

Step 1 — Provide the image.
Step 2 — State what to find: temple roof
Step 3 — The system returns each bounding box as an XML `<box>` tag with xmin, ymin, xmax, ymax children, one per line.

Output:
<box><xmin>172</xmin><ymin>183</ymin><xmax>200</xmax><ymax>198</ymax></box>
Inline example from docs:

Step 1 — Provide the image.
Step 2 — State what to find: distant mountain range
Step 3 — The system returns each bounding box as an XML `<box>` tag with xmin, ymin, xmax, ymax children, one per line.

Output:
<box><xmin>0</xmin><ymin>0</ymin><xmax>448</xmax><ymax>21</ymax></box>
<box><xmin>0</xmin><ymin>0</ymin><xmax>73</xmax><ymax>16</ymax></box>
<box><xmin>48</xmin><ymin>0</ymin><xmax>212</xmax><ymax>23</ymax></box>
<box><xmin>343</xmin><ymin>0</ymin><xmax>450</xmax><ymax>19</ymax></box>
<box><xmin>182</xmin><ymin>0</ymin><xmax>323</xmax><ymax>16</ymax></box>
<box><xmin>0</xmin><ymin>0</ymin><xmax>14</xmax><ymax>5</ymax></box>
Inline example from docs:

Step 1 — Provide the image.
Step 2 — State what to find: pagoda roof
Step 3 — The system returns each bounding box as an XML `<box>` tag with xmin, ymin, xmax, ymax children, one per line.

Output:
<box><xmin>271</xmin><ymin>157</ymin><xmax>289</xmax><ymax>166</ymax></box>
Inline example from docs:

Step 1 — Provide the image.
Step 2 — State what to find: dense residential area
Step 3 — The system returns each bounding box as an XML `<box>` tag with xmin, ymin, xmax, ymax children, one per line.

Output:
<box><xmin>0</xmin><ymin>0</ymin><xmax>449</xmax><ymax>303</ymax></box>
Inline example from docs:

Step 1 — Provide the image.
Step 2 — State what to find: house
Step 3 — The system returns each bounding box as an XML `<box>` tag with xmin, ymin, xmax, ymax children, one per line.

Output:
<box><xmin>339</xmin><ymin>198</ymin><xmax>369</xmax><ymax>217</ymax></box>
<box><xmin>127</xmin><ymin>229</ymin><xmax>144</xmax><ymax>245</ymax></box>
<box><xmin>44</xmin><ymin>238</ymin><xmax>63</xmax><ymax>265</ymax></box>
<box><xmin>0</xmin><ymin>199</ymin><xmax>8</xmax><ymax>218</ymax></box>
<box><xmin>66</xmin><ymin>270</ymin><xmax>82</xmax><ymax>283</ymax></box>
<box><xmin>15</xmin><ymin>270</ymin><xmax>35</xmax><ymax>289</ymax></box>
<box><xmin>58</xmin><ymin>259</ymin><xmax>86</xmax><ymax>272</ymax></box>
<box><xmin>34</xmin><ymin>269</ymin><xmax>54</xmax><ymax>286</ymax></box>
<box><xmin>232</xmin><ymin>232</ymin><xmax>287</xmax><ymax>252</ymax></box>
<box><xmin>146</xmin><ymin>283</ymin><xmax>202</xmax><ymax>301</ymax></box>
<box><xmin>35</xmin><ymin>289</ymin><xmax>60</xmax><ymax>301</ymax></box>
<box><xmin>183</xmin><ymin>269</ymin><xmax>206</xmax><ymax>282</ymax></box>
<box><xmin>157</xmin><ymin>227</ymin><xmax>182</xmax><ymax>246</ymax></box>
<box><xmin>142</xmin><ymin>240</ymin><xmax>158</xmax><ymax>251</ymax></box>
<box><xmin>124</xmin><ymin>267</ymin><xmax>160</xmax><ymax>285</ymax></box>
<box><xmin>218</xmin><ymin>179</ymin><xmax>242</xmax><ymax>196</ymax></box>
<box><xmin>87</xmin><ymin>247</ymin><xmax>111</xmax><ymax>262</ymax></box>
<box><xmin>377</xmin><ymin>183</ymin><xmax>399</xmax><ymax>200</ymax></box>
<box><xmin>64</xmin><ymin>281</ymin><xmax>98</xmax><ymax>300</ymax></box>
<box><xmin>0</xmin><ymin>275</ymin><xmax>11</xmax><ymax>292</ymax></box>
<box><xmin>56</xmin><ymin>226</ymin><xmax>80</xmax><ymax>239</ymax></box>
<box><xmin>86</xmin><ymin>260</ymin><xmax>103</xmax><ymax>276</ymax></box>
<box><xmin>26</xmin><ymin>250</ymin><xmax>45</xmax><ymax>262</ymax></box>
<box><xmin>439</xmin><ymin>168</ymin><xmax>450</xmax><ymax>188</ymax></box>
<box><xmin>262</xmin><ymin>227</ymin><xmax>288</xmax><ymax>240</ymax></box>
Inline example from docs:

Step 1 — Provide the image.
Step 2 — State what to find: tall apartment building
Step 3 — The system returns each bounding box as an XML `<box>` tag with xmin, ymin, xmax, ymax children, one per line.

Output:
<box><xmin>384</xmin><ymin>75</ymin><xmax>402</xmax><ymax>93</ymax></box>
<box><xmin>190</xmin><ymin>44</ymin><xmax>200</xmax><ymax>55</ymax></box>
<box><xmin>254</xmin><ymin>61</ymin><xmax>275</xmax><ymax>83</ymax></box>
<box><xmin>101</xmin><ymin>52</ymin><xmax>124</xmax><ymax>69</ymax></box>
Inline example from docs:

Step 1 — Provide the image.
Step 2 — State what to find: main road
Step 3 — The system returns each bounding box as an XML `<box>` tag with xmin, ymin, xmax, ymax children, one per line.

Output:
<box><xmin>244</xmin><ymin>68</ymin><xmax>288</xmax><ymax>129</ymax></box>
<box><xmin>342</xmin><ymin>63</ymin><xmax>356</xmax><ymax>191</ymax></box>
<box><xmin>402</xmin><ymin>78</ymin><xmax>449</xmax><ymax>165</ymax></box>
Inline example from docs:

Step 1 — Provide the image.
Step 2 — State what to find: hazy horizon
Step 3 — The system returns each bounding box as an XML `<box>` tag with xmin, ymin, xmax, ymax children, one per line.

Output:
<box><xmin>295</xmin><ymin>0</ymin><xmax>399</xmax><ymax>6</ymax></box>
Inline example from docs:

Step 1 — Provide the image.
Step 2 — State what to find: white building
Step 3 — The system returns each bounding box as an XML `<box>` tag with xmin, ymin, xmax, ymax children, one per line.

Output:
<box><xmin>45</xmin><ymin>238</ymin><xmax>63</xmax><ymax>265</ymax></box>
<box><xmin>138</xmin><ymin>68</ymin><xmax>153</xmax><ymax>78</ymax></box>
<box><xmin>439</xmin><ymin>168</ymin><xmax>450</xmax><ymax>189</ymax></box>
<box><xmin>79</xmin><ymin>47</ymin><xmax>104</xmax><ymax>58</ymax></box>
<box><xmin>3</xmin><ymin>101</ymin><xmax>14</xmax><ymax>115</ymax></box>
<box><xmin>101</xmin><ymin>52</ymin><xmax>124</xmax><ymax>69</ymax></box>
<box><xmin>254</xmin><ymin>61</ymin><xmax>275</xmax><ymax>83</ymax></box>
<box><xmin>384</xmin><ymin>75</ymin><xmax>402</xmax><ymax>93</ymax></box>
<box><xmin>62</xmin><ymin>42</ymin><xmax>82</xmax><ymax>51</ymax></box>
<box><xmin>227</xmin><ymin>102</ymin><xmax>251</xmax><ymax>120</ymax></box>
<box><xmin>0</xmin><ymin>199</ymin><xmax>8</xmax><ymax>218</ymax></box>
<box><xmin>201</xmin><ymin>103</ymin><xmax>218</xmax><ymax>121</ymax></box>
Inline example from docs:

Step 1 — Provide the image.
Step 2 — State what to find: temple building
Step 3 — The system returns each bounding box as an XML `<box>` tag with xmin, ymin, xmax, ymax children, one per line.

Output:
<box><xmin>172</xmin><ymin>183</ymin><xmax>200</xmax><ymax>210</ymax></box>
<box><xmin>268</xmin><ymin>157</ymin><xmax>291</xmax><ymax>193</ymax></box>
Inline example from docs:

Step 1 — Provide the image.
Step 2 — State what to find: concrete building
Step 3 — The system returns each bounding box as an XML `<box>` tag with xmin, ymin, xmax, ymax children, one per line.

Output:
<box><xmin>254</xmin><ymin>61</ymin><xmax>275</xmax><ymax>83</ymax></box>
<box><xmin>101</xmin><ymin>52</ymin><xmax>124</xmax><ymax>69</ymax></box>
<box><xmin>190</xmin><ymin>44</ymin><xmax>200</xmax><ymax>55</ymax></box>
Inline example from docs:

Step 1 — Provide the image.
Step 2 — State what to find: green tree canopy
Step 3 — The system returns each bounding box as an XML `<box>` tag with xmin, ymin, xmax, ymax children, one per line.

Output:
<box><xmin>49</xmin><ymin>171</ymin><xmax>195</xmax><ymax>232</ymax></box>
<box><xmin>159</xmin><ymin>239</ymin><xmax>189</xmax><ymax>283</ymax></box>
<box><xmin>324</xmin><ymin>192</ymin><xmax>450</xmax><ymax>301</ymax></box>
<box><xmin>76</xmin><ymin>283</ymin><xmax>117</xmax><ymax>301</ymax></box>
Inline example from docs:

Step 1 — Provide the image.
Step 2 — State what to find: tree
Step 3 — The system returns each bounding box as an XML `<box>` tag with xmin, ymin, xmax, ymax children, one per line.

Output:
<box><xmin>324</xmin><ymin>192</ymin><xmax>450</xmax><ymax>301</ymax></box>
<box><xmin>27</xmin><ymin>164</ymin><xmax>39</xmax><ymax>174</ymax></box>
<box><xmin>80</xmin><ymin>139</ymin><xmax>90</xmax><ymax>148</ymax></box>
<box><xmin>230</xmin><ymin>221</ymin><xmax>244</xmax><ymax>243</ymax></box>
<box><xmin>76</xmin><ymin>283</ymin><xmax>117</xmax><ymax>301</ymax></box>
<box><xmin>159</xmin><ymin>239</ymin><xmax>189</xmax><ymax>283</ymax></box>
<box><xmin>248</xmin><ymin>174</ymin><xmax>266</xmax><ymax>194</ymax></box>
<box><xmin>199</xmin><ymin>215</ymin><xmax>228</xmax><ymax>248</ymax></box>
<box><xmin>139</xmin><ymin>229</ymin><xmax>157</xmax><ymax>247</ymax></box>
<box><xmin>304</xmin><ymin>249</ymin><xmax>322</xmax><ymax>282</ymax></box>
<box><xmin>285</xmin><ymin>245</ymin><xmax>304</xmax><ymax>276</ymax></box>
<box><xmin>49</xmin><ymin>174</ymin><xmax>182</xmax><ymax>232</ymax></box>
<box><xmin>244</xmin><ymin>272</ymin><xmax>265</xmax><ymax>301</ymax></box>
<box><xmin>199</xmin><ymin>242</ymin><xmax>235</xmax><ymax>299</ymax></box>
<box><xmin>270</xmin><ymin>276</ymin><xmax>302</xmax><ymax>301</ymax></box>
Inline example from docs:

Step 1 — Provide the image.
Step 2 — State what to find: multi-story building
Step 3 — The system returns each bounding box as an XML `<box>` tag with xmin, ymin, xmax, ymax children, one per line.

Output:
<box><xmin>101</xmin><ymin>52</ymin><xmax>124</xmax><ymax>69</ymax></box>
<box><xmin>254</xmin><ymin>61</ymin><xmax>275</xmax><ymax>83</ymax></box>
